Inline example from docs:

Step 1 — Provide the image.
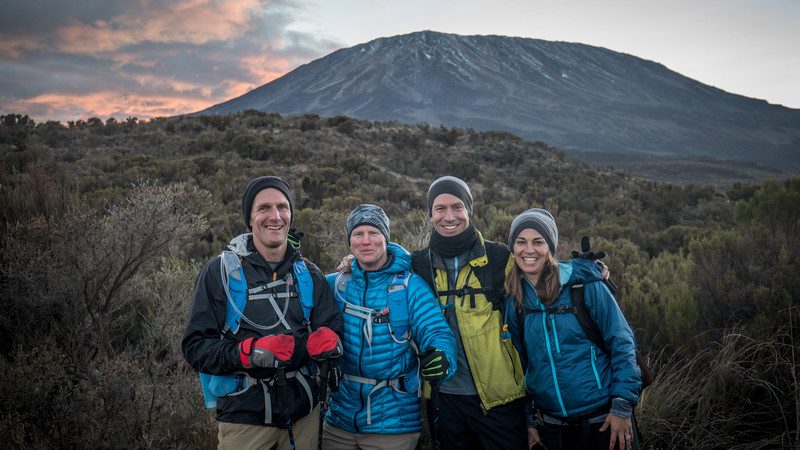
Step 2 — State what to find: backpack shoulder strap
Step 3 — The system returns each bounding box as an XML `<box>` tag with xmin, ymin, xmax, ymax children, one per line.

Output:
<box><xmin>292</xmin><ymin>258</ymin><xmax>314</xmax><ymax>322</ymax></box>
<box><xmin>220</xmin><ymin>250</ymin><xmax>248</xmax><ymax>335</ymax></box>
<box><xmin>333</xmin><ymin>272</ymin><xmax>352</xmax><ymax>303</ymax></box>
<box><xmin>570</xmin><ymin>284</ymin><xmax>609</xmax><ymax>355</ymax></box>
<box><xmin>387</xmin><ymin>271</ymin><xmax>412</xmax><ymax>340</ymax></box>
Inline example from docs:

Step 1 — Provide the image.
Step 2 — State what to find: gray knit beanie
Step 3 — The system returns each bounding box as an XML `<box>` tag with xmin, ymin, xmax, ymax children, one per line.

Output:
<box><xmin>242</xmin><ymin>176</ymin><xmax>294</xmax><ymax>229</ymax></box>
<box><xmin>427</xmin><ymin>176</ymin><xmax>473</xmax><ymax>216</ymax></box>
<box><xmin>508</xmin><ymin>208</ymin><xmax>559</xmax><ymax>255</ymax></box>
<box><xmin>346</xmin><ymin>204</ymin><xmax>390</xmax><ymax>241</ymax></box>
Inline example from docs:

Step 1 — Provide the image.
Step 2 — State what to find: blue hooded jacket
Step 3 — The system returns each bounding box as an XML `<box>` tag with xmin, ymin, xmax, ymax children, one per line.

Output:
<box><xmin>504</xmin><ymin>260</ymin><xmax>641</xmax><ymax>418</ymax></box>
<box><xmin>325</xmin><ymin>242</ymin><xmax>456</xmax><ymax>434</ymax></box>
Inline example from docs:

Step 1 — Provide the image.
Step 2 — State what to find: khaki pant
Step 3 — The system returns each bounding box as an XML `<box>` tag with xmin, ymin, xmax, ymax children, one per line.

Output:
<box><xmin>218</xmin><ymin>405</ymin><xmax>320</xmax><ymax>450</ymax></box>
<box><xmin>321</xmin><ymin>422</ymin><xmax>420</xmax><ymax>450</ymax></box>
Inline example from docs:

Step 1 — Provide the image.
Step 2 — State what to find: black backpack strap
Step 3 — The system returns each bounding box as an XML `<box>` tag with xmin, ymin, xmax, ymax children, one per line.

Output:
<box><xmin>570</xmin><ymin>284</ymin><xmax>609</xmax><ymax>355</ymax></box>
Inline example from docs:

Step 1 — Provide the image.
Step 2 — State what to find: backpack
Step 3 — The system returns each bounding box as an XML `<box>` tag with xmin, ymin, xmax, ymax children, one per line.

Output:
<box><xmin>333</xmin><ymin>270</ymin><xmax>414</xmax><ymax>348</ymax></box>
<box><xmin>516</xmin><ymin>281</ymin><xmax>654</xmax><ymax>391</ymax></box>
<box><xmin>199</xmin><ymin>246</ymin><xmax>315</xmax><ymax>408</ymax></box>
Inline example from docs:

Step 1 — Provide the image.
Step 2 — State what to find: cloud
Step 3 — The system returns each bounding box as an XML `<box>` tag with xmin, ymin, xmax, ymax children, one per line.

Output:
<box><xmin>0</xmin><ymin>0</ymin><xmax>343</xmax><ymax>122</ymax></box>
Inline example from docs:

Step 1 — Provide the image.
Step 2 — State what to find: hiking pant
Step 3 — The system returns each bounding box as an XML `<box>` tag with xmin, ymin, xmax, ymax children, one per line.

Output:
<box><xmin>217</xmin><ymin>405</ymin><xmax>320</xmax><ymax>450</ymax></box>
<box><xmin>427</xmin><ymin>393</ymin><xmax>527</xmax><ymax>450</ymax></box>
<box><xmin>321</xmin><ymin>422</ymin><xmax>420</xmax><ymax>450</ymax></box>
<box><xmin>538</xmin><ymin>414</ymin><xmax>641</xmax><ymax>450</ymax></box>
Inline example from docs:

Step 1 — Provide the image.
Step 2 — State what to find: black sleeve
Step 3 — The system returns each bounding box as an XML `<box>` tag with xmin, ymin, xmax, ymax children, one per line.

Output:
<box><xmin>487</xmin><ymin>241</ymin><xmax>511</xmax><ymax>310</ymax></box>
<box><xmin>411</xmin><ymin>249</ymin><xmax>434</xmax><ymax>289</ymax></box>
<box><xmin>180</xmin><ymin>257</ymin><xmax>242</xmax><ymax>374</ymax></box>
<box><xmin>307</xmin><ymin>260</ymin><xmax>343</xmax><ymax>336</ymax></box>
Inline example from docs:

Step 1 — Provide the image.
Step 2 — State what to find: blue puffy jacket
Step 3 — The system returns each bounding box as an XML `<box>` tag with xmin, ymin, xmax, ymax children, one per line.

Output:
<box><xmin>504</xmin><ymin>260</ymin><xmax>641</xmax><ymax>418</ymax></box>
<box><xmin>325</xmin><ymin>242</ymin><xmax>456</xmax><ymax>434</ymax></box>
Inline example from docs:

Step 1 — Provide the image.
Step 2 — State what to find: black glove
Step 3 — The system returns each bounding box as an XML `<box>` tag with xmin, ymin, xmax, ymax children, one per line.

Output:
<box><xmin>420</xmin><ymin>348</ymin><xmax>450</xmax><ymax>381</ymax></box>
<box><xmin>327</xmin><ymin>358</ymin><xmax>342</xmax><ymax>392</ymax></box>
<box><xmin>571</xmin><ymin>235</ymin><xmax>606</xmax><ymax>261</ymax></box>
<box><xmin>571</xmin><ymin>235</ymin><xmax>619</xmax><ymax>294</ymax></box>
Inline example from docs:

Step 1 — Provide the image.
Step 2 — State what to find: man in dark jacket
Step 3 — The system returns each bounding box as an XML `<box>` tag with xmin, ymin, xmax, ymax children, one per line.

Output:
<box><xmin>182</xmin><ymin>176</ymin><xmax>343</xmax><ymax>450</ymax></box>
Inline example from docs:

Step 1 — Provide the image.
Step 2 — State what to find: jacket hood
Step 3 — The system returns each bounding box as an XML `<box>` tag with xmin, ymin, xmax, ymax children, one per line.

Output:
<box><xmin>350</xmin><ymin>242</ymin><xmax>411</xmax><ymax>277</ymax></box>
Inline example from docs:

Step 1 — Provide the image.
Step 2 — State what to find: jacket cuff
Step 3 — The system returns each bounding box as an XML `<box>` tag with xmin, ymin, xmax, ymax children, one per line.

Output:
<box><xmin>610</xmin><ymin>397</ymin><xmax>633</xmax><ymax>418</ymax></box>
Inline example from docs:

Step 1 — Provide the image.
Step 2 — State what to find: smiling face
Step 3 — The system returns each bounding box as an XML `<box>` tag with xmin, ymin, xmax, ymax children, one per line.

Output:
<box><xmin>431</xmin><ymin>193</ymin><xmax>469</xmax><ymax>237</ymax></box>
<box><xmin>249</xmin><ymin>188</ymin><xmax>291</xmax><ymax>260</ymax></box>
<box><xmin>513</xmin><ymin>228</ymin><xmax>550</xmax><ymax>285</ymax></box>
<box><xmin>349</xmin><ymin>224</ymin><xmax>388</xmax><ymax>271</ymax></box>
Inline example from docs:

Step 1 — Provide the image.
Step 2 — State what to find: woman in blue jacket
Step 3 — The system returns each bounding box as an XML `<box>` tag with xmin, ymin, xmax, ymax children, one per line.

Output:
<box><xmin>503</xmin><ymin>208</ymin><xmax>641</xmax><ymax>450</ymax></box>
<box><xmin>323</xmin><ymin>204</ymin><xmax>456</xmax><ymax>450</ymax></box>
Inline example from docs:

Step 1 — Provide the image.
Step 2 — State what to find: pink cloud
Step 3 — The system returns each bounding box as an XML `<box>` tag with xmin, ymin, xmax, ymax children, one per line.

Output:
<box><xmin>240</xmin><ymin>54</ymin><xmax>292</xmax><ymax>83</ymax></box>
<box><xmin>6</xmin><ymin>91</ymin><xmax>214</xmax><ymax>122</ymax></box>
<box><xmin>0</xmin><ymin>36</ymin><xmax>44</xmax><ymax>59</ymax></box>
<box><xmin>54</xmin><ymin>0</ymin><xmax>266</xmax><ymax>54</ymax></box>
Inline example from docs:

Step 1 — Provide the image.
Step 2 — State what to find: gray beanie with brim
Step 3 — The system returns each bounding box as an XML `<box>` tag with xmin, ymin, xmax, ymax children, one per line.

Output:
<box><xmin>346</xmin><ymin>204</ymin><xmax>390</xmax><ymax>242</ymax></box>
<box><xmin>427</xmin><ymin>175</ymin><xmax>473</xmax><ymax>216</ymax></box>
<box><xmin>508</xmin><ymin>208</ymin><xmax>558</xmax><ymax>255</ymax></box>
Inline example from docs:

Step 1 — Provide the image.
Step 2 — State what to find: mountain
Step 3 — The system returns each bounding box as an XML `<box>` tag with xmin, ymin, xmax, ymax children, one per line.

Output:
<box><xmin>200</xmin><ymin>30</ymin><xmax>800</xmax><ymax>181</ymax></box>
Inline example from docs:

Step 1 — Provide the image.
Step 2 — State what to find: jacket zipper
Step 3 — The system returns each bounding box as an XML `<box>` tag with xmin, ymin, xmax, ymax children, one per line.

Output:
<box><xmin>542</xmin><ymin>311</ymin><xmax>567</xmax><ymax>416</ymax></box>
<box><xmin>590</xmin><ymin>345</ymin><xmax>602</xmax><ymax>390</ymax></box>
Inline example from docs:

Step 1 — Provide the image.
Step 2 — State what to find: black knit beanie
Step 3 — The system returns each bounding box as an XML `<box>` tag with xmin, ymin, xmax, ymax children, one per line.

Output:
<box><xmin>427</xmin><ymin>176</ymin><xmax>473</xmax><ymax>216</ymax></box>
<box><xmin>241</xmin><ymin>176</ymin><xmax>294</xmax><ymax>229</ymax></box>
<box><xmin>508</xmin><ymin>208</ymin><xmax>559</xmax><ymax>256</ymax></box>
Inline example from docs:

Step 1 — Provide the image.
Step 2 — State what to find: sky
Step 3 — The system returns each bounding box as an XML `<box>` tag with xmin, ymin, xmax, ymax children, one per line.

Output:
<box><xmin>1</xmin><ymin>0</ymin><xmax>798</xmax><ymax>123</ymax></box>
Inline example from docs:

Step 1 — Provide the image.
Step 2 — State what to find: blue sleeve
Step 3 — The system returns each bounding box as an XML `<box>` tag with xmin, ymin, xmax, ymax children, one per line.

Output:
<box><xmin>583</xmin><ymin>281</ymin><xmax>642</xmax><ymax>405</ymax></box>
<box><xmin>407</xmin><ymin>274</ymin><xmax>457</xmax><ymax>382</ymax></box>
<box><xmin>325</xmin><ymin>272</ymin><xmax>344</xmax><ymax>310</ymax></box>
<box><xmin>558</xmin><ymin>258</ymin><xmax>604</xmax><ymax>286</ymax></box>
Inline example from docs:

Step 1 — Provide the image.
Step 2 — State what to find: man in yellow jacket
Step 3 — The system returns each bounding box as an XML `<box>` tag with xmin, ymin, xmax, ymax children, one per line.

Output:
<box><xmin>411</xmin><ymin>176</ymin><xmax>527</xmax><ymax>450</ymax></box>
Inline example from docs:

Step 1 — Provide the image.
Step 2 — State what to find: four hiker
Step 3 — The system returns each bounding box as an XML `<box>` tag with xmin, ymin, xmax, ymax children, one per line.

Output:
<box><xmin>504</xmin><ymin>208</ymin><xmax>641</xmax><ymax>450</ymax></box>
<box><xmin>182</xmin><ymin>175</ymin><xmax>642</xmax><ymax>450</ymax></box>
<box><xmin>322</xmin><ymin>204</ymin><xmax>456</xmax><ymax>450</ymax></box>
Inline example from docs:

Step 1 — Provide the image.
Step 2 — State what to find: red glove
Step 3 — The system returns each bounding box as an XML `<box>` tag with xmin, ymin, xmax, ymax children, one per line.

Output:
<box><xmin>238</xmin><ymin>334</ymin><xmax>295</xmax><ymax>368</ymax></box>
<box><xmin>306</xmin><ymin>326</ymin><xmax>342</xmax><ymax>360</ymax></box>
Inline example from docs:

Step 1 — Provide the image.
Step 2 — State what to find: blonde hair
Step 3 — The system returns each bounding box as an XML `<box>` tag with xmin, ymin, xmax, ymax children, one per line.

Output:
<box><xmin>506</xmin><ymin>253</ymin><xmax>560</xmax><ymax>308</ymax></box>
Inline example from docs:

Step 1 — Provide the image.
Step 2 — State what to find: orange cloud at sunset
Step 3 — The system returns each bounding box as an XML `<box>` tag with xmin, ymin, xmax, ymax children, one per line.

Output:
<box><xmin>0</xmin><ymin>0</ymin><xmax>341</xmax><ymax>122</ymax></box>
<box><xmin>54</xmin><ymin>0</ymin><xmax>265</xmax><ymax>54</ymax></box>
<box><xmin>240</xmin><ymin>54</ymin><xmax>292</xmax><ymax>84</ymax></box>
<box><xmin>7</xmin><ymin>91</ymin><xmax>215</xmax><ymax>121</ymax></box>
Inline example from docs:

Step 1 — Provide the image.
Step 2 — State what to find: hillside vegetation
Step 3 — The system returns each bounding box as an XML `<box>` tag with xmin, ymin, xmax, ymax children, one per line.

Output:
<box><xmin>1</xmin><ymin>111</ymin><xmax>798</xmax><ymax>449</ymax></box>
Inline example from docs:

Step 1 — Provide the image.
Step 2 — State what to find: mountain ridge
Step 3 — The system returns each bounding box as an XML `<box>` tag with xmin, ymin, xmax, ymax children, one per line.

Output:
<box><xmin>200</xmin><ymin>30</ymin><xmax>800</xmax><ymax>179</ymax></box>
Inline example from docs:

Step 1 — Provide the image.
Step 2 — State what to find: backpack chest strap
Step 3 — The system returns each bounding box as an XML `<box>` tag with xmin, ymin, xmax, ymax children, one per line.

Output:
<box><xmin>242</xmin><ymin>278</ymin><xmax>296</xmax><ymax>332</ymax></box>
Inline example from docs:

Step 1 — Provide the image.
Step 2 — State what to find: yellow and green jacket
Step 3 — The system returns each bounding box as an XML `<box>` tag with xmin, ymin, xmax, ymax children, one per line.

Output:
<box><xmin>412</xmin><ymin>232</ymin><xmax>525</xmax><ymax>411</ymax></box>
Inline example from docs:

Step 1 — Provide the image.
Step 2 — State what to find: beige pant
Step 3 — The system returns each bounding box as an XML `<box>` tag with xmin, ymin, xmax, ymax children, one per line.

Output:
<box><xmin>217</xmin><ymin>405</ymin><xmax>320</xmax><ymax>450</ymax></box>
<box><xmin>321</xmin><ymin>422</ymin><xmax>420</xmax><ymax>450</ymax></box>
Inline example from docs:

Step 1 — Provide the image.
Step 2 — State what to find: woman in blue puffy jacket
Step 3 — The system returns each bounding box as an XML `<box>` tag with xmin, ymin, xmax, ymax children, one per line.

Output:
<box><xmin>503</xmin><ymin>208</ymin><xmax>641</xmax><ymax>450</ymax></box>
<box><xmin>322</xmin><ymin>204</ymin><xmax>456</xmax><ymax>450</ymax></box>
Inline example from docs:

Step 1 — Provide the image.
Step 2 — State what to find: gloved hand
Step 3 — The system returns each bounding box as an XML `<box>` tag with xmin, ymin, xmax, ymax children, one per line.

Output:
<box><xmin>420</xmin><ymin>348</ymin><xmax>450</xmax><ymax>381</ymax></box>
<box><xmin>307</xmin><ymin>326</ymin><xmax>342</xmax><ymax>360</ymax></box>
<box><xmin>327</xmin><ymin>358</ymin><xmax>342</xmax><ymax>392</ymax></box>
<box><xmin>571</xmin><ymin>235</ymin><xmax>618</xmax><ymax>293</ymax></box>
<box><xmin>571</xmin><ymin>235</ymin><xmax>606</xmax><ymax>261</ymax></box>
<box><xmin>238</xmin><ymin>334</ymin><xmax>295</xmax><ymax>369</ymax></box>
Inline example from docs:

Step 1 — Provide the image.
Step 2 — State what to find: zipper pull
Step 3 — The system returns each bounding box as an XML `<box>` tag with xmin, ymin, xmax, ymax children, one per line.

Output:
<box><xmin>479</xmin><ymin>403</ymin><xmax>488</xmax><ymax>416</ymax></box>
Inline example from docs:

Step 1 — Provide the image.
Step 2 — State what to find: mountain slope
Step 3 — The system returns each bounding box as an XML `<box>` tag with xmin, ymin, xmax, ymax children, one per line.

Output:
<box><xmin>200</xmin><ymin>31</ymin><xmax>800</xmax><ymax>178</ymax></box>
